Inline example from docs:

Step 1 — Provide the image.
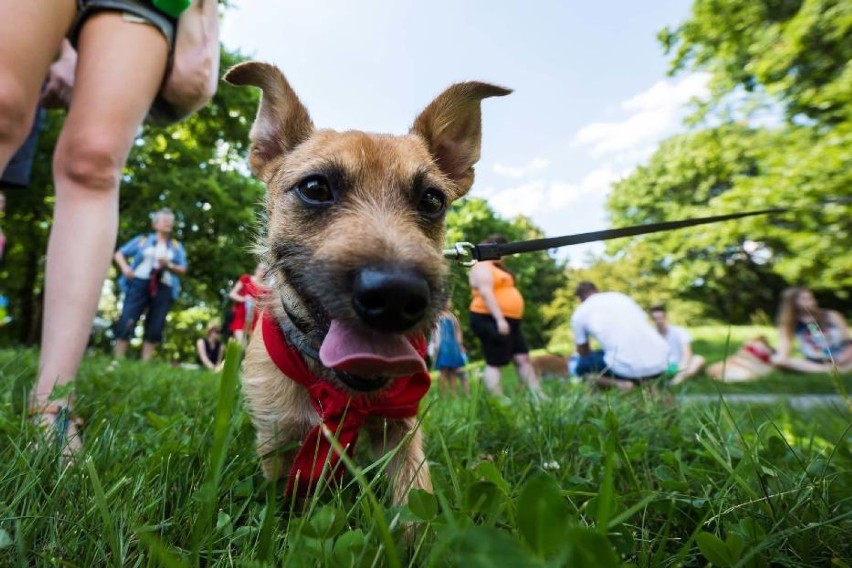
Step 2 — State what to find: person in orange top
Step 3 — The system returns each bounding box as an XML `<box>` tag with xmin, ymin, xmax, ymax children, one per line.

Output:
<box><xmin>468</xmin><ymin>234</ymin><xmax>544</xmax><ymax>398</ymax></box>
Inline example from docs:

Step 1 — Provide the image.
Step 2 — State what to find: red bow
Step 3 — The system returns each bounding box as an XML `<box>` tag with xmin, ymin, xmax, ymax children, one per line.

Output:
<box><xmin>261</xmin><ymin>311</ymin><xmax>431</xmax><ymax>497</ymax></box>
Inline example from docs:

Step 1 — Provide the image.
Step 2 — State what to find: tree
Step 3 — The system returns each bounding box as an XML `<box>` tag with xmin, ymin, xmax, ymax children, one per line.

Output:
<box><xmin>661</xmin><ymin>0</ymin><xmax>852</xmax><ymax>125</ymax></box>
<box><xmin>593</xmin><ymin>0</ymin><xmax>852</xmax><ymax>325</ymax></box>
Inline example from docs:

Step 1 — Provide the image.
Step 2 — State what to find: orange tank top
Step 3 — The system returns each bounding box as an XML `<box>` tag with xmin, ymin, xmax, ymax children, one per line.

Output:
<box><xmin>469</xmin><ymin>263</ymin><xmax>524</xmax><ymax>319</ymax></box>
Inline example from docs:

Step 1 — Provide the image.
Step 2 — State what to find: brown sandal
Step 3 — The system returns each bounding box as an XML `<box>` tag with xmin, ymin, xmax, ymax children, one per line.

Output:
<box><xmin>29</xmin><ymin>402</ymin><xmax>84</xmax><ymax>457</ymax></box>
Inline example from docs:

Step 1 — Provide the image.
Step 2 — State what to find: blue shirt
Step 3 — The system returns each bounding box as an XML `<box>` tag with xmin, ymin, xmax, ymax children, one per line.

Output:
<box><xmin>117</xmin><ymin>233</ymin><xmax>187</xmax><ymax>300</ymax></box>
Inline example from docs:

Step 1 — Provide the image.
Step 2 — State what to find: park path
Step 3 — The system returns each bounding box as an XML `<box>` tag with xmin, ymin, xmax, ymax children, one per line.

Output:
<box><xmin>678</xmin><ymin>394</ymin><xmax>849</xmax><ymax>411</ymax></box>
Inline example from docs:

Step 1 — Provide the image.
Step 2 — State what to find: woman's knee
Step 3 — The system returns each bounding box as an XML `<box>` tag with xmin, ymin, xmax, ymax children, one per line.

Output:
<box><xmin>53</xmin><ymin>131</ymin><xmax>126</xmax><ymax>191</ymax></box>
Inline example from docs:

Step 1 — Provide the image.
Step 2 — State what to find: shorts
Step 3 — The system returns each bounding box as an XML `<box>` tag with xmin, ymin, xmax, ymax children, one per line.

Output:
<box><xmin>575</xmin><ymin>351</ymin><xmax>662</xmax><ymax>382</ymax></box>
<box><xmin>69</xmin><ymin>0</ymin><xmax>180</xmax><ymax>124</ymax></box>
<box><xmin>469</xmin><ymin>312</ymin><xmax>529</xmax><ymax>367</ymax></box>
<box><xmin>70</xmin><ymin>0</ymin><xmax>177</xmax><ymax>48</ymax></box>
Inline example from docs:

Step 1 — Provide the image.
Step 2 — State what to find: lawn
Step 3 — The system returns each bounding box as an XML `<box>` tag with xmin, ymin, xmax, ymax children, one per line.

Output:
<box><xmin>0</xmin><ymin>326</ymin><xmax>849</xmax><ymax>567</ymax></box>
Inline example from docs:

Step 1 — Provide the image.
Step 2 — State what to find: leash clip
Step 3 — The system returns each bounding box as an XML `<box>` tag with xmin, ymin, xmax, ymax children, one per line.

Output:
<box><xmin>443</xmin><ymin>242</ymin><xmax>478</xmax><ymax>267</ymax></box>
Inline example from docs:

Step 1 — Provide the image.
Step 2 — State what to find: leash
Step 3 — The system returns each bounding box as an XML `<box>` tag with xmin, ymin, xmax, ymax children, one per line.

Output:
<box><xmin>443</xmin><ymin>207</ymin><xmax>788</xmax><ymax>266</ymax></box>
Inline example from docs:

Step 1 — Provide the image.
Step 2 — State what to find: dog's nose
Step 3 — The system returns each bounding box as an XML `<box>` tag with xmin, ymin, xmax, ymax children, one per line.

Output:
<box><xmin>352</xmin><ymin>267</ymin><xmax>430</xmax><ymax>332</ymax></box>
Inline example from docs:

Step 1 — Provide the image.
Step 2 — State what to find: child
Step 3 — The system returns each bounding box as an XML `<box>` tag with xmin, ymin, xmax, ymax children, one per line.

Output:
<box><xmin>430</xmin><ymin>299</ymin><xmax>468</xmax><ymax>396</ymax></box>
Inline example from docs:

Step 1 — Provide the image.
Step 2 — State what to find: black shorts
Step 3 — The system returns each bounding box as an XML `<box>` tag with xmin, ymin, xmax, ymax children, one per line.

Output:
<box><xmin>469</xmin><ymin>312</ymin><xmax>529</xmax><ymax>367</ymax></box>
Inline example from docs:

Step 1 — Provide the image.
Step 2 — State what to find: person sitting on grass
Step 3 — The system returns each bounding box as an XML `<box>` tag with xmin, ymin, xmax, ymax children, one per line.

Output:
<box><xmin>571</xmin><ymin>281</ymin><xmax>669</xmax><ymax>391</ymax></box>
<box><xmin>196</xmin><ymin>321</ymin><xmax>224</xmax><ymax>371</ymax></box>
<box><xmin>772</xmin><ymin>287</ymin><xmax>852</xmax><ymax>374</ymax></box>
<box><xmin>650</xmin><ymin>304</ymin><xmax>706</xmax><ymax>385</ymax></box>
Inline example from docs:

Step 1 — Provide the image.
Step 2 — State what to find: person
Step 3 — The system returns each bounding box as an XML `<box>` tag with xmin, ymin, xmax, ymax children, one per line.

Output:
<box><xmin>650</xmin><ymin>304</ymin><xmax>706</xmax><ymax>385</ymax></box>
<box><xmin>3</xmin><ymin>2</ymin><xmax>186</xmax><ymax>453</ymax></box>
<box><xmin>228</xmin><ymin>262</ymin><xmax>268</xmax><ymax>344</ymax></box>
<box><xmin>113</xmin><ymin>208</ymin><xmax>188</xmax><ymax>361</ymax></box>
<box><xmin>468</xmin><ymin>234</ymin><xmax>544</xmax><ymax>398</ymax></box>
<box><xmin>571</xmin><ymin>281</ymin><xmax>669</xmax><ymax>391</ymax></box>
<box><xmin>430</xmin><ymin>299</ymin><xmax>468</xmax><ymax>396</ymax></box>
<box><xmin>196</xmin><ymin>321</ymin><xmax>224</xmax><ymax>371</ymax></box>
<box><xmin>771</xmin><ymin>287</ymin><xmax>852</xmax><ymax>373</ymax></box>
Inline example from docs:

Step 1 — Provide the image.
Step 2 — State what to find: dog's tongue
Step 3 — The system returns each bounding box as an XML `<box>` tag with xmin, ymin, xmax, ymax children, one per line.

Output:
<box><xmin>319</xmin><ymin>319</ymin><xmax>427</xmax><ymax>377</ymax></box>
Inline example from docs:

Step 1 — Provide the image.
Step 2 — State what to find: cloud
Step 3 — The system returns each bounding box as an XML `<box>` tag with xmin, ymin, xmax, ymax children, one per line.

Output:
<box><xmin>482</xmin><ymin>166</ymin><xmax>622</xmax><ymax>219</ymax></box>
<box><xmin>572</xmin><ymin>73</ymin><xmax>710</xmax><ymax>157</ymax></box>
<box><xmin>493</xmin><ymin>157</ymin><xmax>550</xmax><ymax>178</ymax></box>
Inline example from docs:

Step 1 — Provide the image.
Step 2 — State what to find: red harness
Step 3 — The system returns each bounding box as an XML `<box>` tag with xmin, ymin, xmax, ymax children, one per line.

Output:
<box><xmin>261</xmin><ymin>311</ymin><xmax>431</xmax><ymax>496</ymax></box>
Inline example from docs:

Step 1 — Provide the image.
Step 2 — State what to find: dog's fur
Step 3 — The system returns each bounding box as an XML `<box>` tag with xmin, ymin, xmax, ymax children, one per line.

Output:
<box><xmin>225</xmin><ymin>62</ymin><xmax>509</xmax><ymax>505</ymax></box>
<box><xmin>706</xmin><ymin>336</ymin><xmax>776</xmax><ymax>382</ymax></box>
<box><xmin>530</xmin><ymin>353</ymin><xmax>570</xmax><ymax>380</ymax></box>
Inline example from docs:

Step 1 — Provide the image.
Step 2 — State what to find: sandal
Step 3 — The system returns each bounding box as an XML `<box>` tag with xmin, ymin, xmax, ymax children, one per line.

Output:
<box><xmin>29</xmin><ymin>401</ymin><xmax>84</xmax><ymax>458</ymax></box>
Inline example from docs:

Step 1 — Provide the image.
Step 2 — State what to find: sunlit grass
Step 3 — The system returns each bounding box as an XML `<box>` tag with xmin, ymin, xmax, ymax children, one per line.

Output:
<box><xmin>0</xmin><ymin>326</ymin><xmax>849</xmax><ymax>566</ymax></box>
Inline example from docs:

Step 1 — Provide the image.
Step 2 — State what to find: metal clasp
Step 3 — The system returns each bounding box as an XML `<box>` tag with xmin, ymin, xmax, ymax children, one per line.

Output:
<box><xmin>443</xmin><ymin>242</ymin><xmax>477</xmax><ymax>267</ymax></box>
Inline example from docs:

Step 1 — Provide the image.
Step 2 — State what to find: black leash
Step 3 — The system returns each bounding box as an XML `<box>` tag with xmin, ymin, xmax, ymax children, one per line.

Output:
<box><xmin>444</xmin><ymin>207</ymin><xmax>788</xmax><ymax>266</ymax></box>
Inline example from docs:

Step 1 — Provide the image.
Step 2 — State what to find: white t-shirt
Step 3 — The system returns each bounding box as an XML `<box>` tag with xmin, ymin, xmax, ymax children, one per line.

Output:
<box><xmin>133</xmin><ymin>240</ymin><xmax>175</xmax><ymax>286</ymax></box>
<box><xmin>571</xmin><ymin>292</ymin><xmax>668</xmax><ymax>378</ymax></box>
<box><xmin>661</xmin><ymin>324</ymin><xmax>691</xmax><ymax>366</ymax></box>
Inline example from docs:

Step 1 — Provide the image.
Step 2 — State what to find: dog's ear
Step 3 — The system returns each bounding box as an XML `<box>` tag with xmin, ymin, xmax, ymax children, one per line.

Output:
<box><xmin>411</xmin><ymin>82</ymin><xmax>511</xmax><ymax>194</ymax></box>
<box><xmin>224</xmin><ymin>62</ymin><xmax>314</xmax><ymax>182</ymax></box>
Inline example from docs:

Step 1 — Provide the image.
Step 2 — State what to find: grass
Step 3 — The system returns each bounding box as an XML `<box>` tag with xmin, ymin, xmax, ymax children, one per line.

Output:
<box><xmin>0</xmin><ymin>326</ymin><xmax>850</xmax><ymax>567</ymax></box>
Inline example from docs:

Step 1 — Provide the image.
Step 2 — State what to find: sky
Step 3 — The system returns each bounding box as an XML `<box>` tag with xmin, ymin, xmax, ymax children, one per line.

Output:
<box><xmin>221</xmin><ymin>0</ymin><xmax>709</xmax><ymax>266</ymax></box>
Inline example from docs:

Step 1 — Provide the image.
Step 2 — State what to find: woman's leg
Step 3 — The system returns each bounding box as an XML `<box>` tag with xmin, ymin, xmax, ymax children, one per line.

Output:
<box><xmin>513</xmin><ymin>353</ymin><xmax>544</xmax><ymax>397</ymax></box>
<box><xmin>34</xmin><ymin>12</ymin><xmax>168</xmax><ymax>403</ymax></box>
<box><xmin>483</xmin><ymin>365</ymin><xmax>503</xmax><ymax>395</ymax></box>
<box><xmin>0</xmin><ymin>1</ymin><xmax>74</xmax><ymax>168</ymax></box>
<box><xmin>773</xmin><ymin>357</ymin><xmax>832</xmax><ymax>374</ymax></box>
<box><xmin>113</xmin><ymin>280</ymin><xmax>150</xmax><ymax>359</ymax></box>
<box><xmin>141</xmin><ymin>285</ymin><xmax>174</xmax><ymax>361</ymax></box>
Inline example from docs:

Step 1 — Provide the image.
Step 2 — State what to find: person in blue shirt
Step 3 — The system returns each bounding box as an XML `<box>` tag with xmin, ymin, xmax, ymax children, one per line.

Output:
<box><xmin>113</xmin><ymin>208</ymin><xmax>187</xmax><ymax>361</ymax></box>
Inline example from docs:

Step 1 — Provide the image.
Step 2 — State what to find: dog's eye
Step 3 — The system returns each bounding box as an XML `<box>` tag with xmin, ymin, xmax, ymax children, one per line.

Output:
<box><xmin>295</xmin><ymin>176</ymin><xmax>334</xmax><ymax>205</ymax></box>
<box><xmin>418</xmin><ymin>188</ymin><xmax>446</xmax><ymax>218</ymax></box>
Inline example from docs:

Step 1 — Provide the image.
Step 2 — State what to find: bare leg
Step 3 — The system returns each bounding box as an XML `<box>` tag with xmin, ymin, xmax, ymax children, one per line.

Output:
<box><xmin>773</xmin><ymin>357</ymin><xmax>833</xmax><ymax>374</ymax></box>
<box><xmin>141</xmin><ymin>341</ymin><xmax>156</xmax><ymax>361</ymax></box>
<box><xmin>233</xmin><ymin>329</ymin><xmax>245</xmax><ymax>345</ymax></box>
<box><xmin>114</xmin><ymin>339</ymin><xmax>129</xmax><ymax>359</ymax></box>
<box><xmin>0</xmin><ymin>0</ymin><xmax>74</xmax><ymax>168</ymax></box>
<box><xmin>670</xmin><ymin>355</ymin><xmax>706</xmax><ymax>386</ymax></box>
<box><xmin>483</xmin><ymin>365</ymin><xmax>503</xmax><ymax>395</ymax></box>
<box><xmin>513</xmin><ymin>353</ymin><xmax>546</xmax><ymax>398</ymax></box>
<box><xmin>33</xmin><ymin>13</ymin><xmax>168</xmax><ymax>403</ymax></box>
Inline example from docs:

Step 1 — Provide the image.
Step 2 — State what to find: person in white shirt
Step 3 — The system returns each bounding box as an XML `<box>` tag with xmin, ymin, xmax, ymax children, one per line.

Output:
<box><xmin>571</xmin><ymin>281</ymin><xmax>668</xmax><ymax>391</ymax></box>
<box><xmin>650</xmin><ymin>305</ymin><xmax>706</xmax><ymax>385</ymax></box>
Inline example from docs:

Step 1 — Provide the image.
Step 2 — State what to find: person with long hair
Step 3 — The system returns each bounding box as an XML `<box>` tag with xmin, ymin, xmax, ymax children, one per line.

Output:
<box><xmin>468</xmin><ymin>234</ymin><xmax>544</xmax><ymax>398</ymax></box>
<box><xmin>772</xmin><ymin>287</ymin><xmax>852</xmax><ymax>373</ymax></box>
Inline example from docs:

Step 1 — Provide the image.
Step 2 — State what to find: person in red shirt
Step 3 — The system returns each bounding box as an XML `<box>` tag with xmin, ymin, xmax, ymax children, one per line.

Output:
<box><xmin>228</xmin><ymin>263</ymin><xmax>268</xmax><ymax>344</ymax></box>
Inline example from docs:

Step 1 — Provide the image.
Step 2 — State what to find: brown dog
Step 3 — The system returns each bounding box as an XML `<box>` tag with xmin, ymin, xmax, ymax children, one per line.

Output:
<box><xmin>706</xmin><ymin>336</ymin><xmax>776</xmax><ymax>382</ymax></box>
<box><xmin>530</xmin><ymin>353</ymin><xmax>570</xmax><ymax>380</ymax></box>
<box><xmin>224</xmin><ymin>62</ymin><xmax>509</xmax><ymax>506</ymax></box>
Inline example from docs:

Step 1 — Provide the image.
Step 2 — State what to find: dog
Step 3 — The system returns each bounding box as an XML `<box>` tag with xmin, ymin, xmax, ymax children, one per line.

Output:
<box><xmin>706</xmin><ymin>336</ymin><xmax>776</xmax><ymax>382</ymax></box>
<box><xmin>224</xmin><ymin>62</ymin><xmax>509</xmax><ymax>506</ymax></box>
<box><xmin>530</xmin><ymin>353</ymin><xmax>570</xmax><ymax>380</ymax></box>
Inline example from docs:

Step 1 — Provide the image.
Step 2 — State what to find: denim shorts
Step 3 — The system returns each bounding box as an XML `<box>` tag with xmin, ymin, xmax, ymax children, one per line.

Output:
<box><xmin>69</xmin><ymin>0</ymin><xmax>176</xmax><ymax>48</ymax></box>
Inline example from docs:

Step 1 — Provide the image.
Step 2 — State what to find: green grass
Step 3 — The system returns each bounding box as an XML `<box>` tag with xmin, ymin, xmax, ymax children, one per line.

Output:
<box><xmin>1</xmin><ymin>326</ymin><xmax>850</xmax><ymax>567</ymax></box>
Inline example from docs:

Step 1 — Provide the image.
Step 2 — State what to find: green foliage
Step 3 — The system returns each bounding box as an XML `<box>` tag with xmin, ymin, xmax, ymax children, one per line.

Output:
<box><xmin>446</xmin><ymin>198</ymin><xmax>566</xmax><ymax>357</ymax></box>
<box><xmin>661</xmin><ymin>0</ymin><xmax>852</xmax><ymax>125</ymax></box>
